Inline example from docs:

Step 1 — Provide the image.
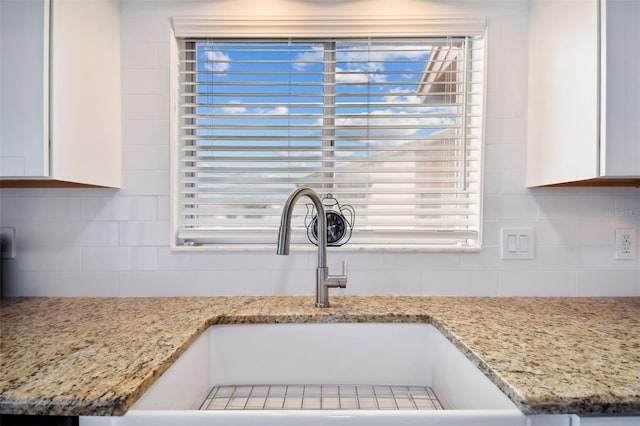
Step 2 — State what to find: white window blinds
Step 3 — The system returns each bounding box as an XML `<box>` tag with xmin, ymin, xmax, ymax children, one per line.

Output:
<box><xmin>176</xmin><ymin>36</ymin><xmax>484</xmax><ymax>249</ymax></box>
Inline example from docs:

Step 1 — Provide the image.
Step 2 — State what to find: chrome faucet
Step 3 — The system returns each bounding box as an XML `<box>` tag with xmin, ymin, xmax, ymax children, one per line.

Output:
<box><xmin>277</xmin><ymin>186</ymin><xmax>347</xmax><ymax>308</ymax></box>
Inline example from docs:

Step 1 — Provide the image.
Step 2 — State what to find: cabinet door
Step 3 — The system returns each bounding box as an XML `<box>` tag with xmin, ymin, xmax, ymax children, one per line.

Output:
<box><xmin>527</xmin><ymin>415</ymin><xmax>572</xmax><ymax>426</ymax></box>
<box><xmin>600</xmin><ymin>0</ymin><xmax>640</xmax><ymax>176</ymax></box>
<box><xmin>526</xmin><ymin>0</ymin><xmax>599</xmax><ymax>186</ymax></box>
<box><xmin>578</xmin><ymin>416</ymin><xmax>640</xmax><ymax>426</ymax></box>
<box><xmin>49</xmin><ymin>0</ymin><xmax>121</xmax><ymax>187</ymax></box>
<box><xmin>0</xmin><ymin>0</ymin><xmax>49</xmax><ymax>177</ymax></box>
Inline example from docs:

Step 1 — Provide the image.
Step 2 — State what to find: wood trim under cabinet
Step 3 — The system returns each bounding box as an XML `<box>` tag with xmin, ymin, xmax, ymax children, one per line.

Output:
<box><xmin>539</xmin><ymin>178</ymin><xmax>640</xmax><ymax>188</ymax></box>
<box><xmin>0</xmin><ymin>179</ymin><xmax>111</xmax><ymax>189</ymax></box>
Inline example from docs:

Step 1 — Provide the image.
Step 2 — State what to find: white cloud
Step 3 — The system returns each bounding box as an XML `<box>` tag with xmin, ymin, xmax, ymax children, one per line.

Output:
<box><xmin>201</xmin><ymin>50</ymin><xmax>231</xmax><ymax>72</ymax></box>
<box><xmin>335</xmin><ymin>65</ymin><xmax>387</xmax><ymax>84</ymax></box>
<box><xmin>218</xmin><ymin>104</ymin><xmax>288</xmax><ymax>115</ymax></box>
<box><xmin>256</xmin><ymin>106</ymin><xmax>289</xmax><ymax>115</ymax></box>
<box><xmin>293</xmin><ymin>47</ymin><xmax>323</xmax><ymax>71</ymax></box>
<box><xmin>337</xmin><ymin>45</ymin><xmax>429</xmax><ymax>63</ymax></box>
<box><xmin>292</xmin><ymin>44</ymin><xmax>429</xmax><ymax>76</ymax></box>
<box><xmin>383</xmin><ymin>93</ymin><xmax>423</xmax><ymax>105</ymax></box>
<box><xmin>221</xmin><ymin>101</ymin><xmax>246</xmax><ymax>114</ymax></box>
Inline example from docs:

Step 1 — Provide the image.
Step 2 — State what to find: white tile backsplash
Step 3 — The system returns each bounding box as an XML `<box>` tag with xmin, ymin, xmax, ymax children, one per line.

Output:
<box><xmin>122</xmin><ymin>42</ymin><xmax>164</xmax><ymax>69</ymax></box>
<box><xmin>499</xmin><ymin>169</ymin><xmax>528</xmax><ymax>194</ymax></box>
<box><xmin>119</xmin><ymin>271</ymin><xmax>197</xmax><ymax>296</ymax></box>
<box><xmin>459</xmin><ymin>247</ymin><xmax>501</xmax><ymax>270</ymax></box>
<box><xmin>122</xmin><ymin>94</ymin><xmax>163</xmax><ymax>120</ymax></box>
<box><xmin>421</xmin><ymin>271</ymin><xmax>499</xmax><ymax>296</ymax></box>
<box><xmin>123</xmin><ymin>145</ymin><xmax>170</xmax><ymax>171</ymax></box>
<box><xmin>614</xmin><ymin>194</ymin><xmax>640</xmax><ymax>213</ymax></box>
<box><xmin>577</xmin><ymin>270</ymin><xmax>640</xmax><ymax>296</ymax></box>
<box><xmin>579</xmin><ymin>246</ymin><xmax>640</xmax><ymax>271</ymax></box>
<box><xmin>120</xmin><ymin>14</ymin><xmax>171</xmax><ymax>43</ymax></box>
<box><xmin>81</xmin><ymin>196</ymin><xmax>157</xmax><ymax>221</ymax></box>
<box><xmin>120</xmin><ymin>171</ymin><xmax>170</xmax><ymax>196</ymax></box>
<box><xmin>536</xmin><ymin>247</ymin><xmax>583</xmax><ymax>271</ymax></box>
<box><xmin>119</xmin><ymin>221</ymin><xmax>170</xmax><ymax>246</ymax></box>
<box><xmin>483</xmin><ymin>195</ymin><xmax>539</xmax><ymax>221</ymax></box>
<box><xmin>122</xmin><ymin>68</ymin><xmax>170</xmax><ymax>95</ymax></box>
<box><xmin>122</xmin><ymin>120</ymin><xmax>170</xmax><ymax>146</ymax></box>
<box><xmin>1</xmin><ymin>196</ymin><xmax>82</xmax><ymax>222</ymax></box>
<box><xmin>11</xmin><ymin>247</ymin><xmax>82</xmax><ymax>272</ymax></box>
<box><xmin>3</xmin><ymin>271</ymin><xmax>121</xmax><ymax>297</ymax></box>
<box><xmin>535</xmin><ymin>221</ymin><xmax>576</xmax><ymax>246</ymax></box>
<box><xmin>382</xmin><ymin>252</ymin><xmax>460</xmax><ymax>271</ymax></box>
<box><xmin>482</xmin><ymin>169</ymin><xmax>501</xmax><ymax>195</ymax></box>
<box><xmin>16</xmin><ymin>221</ymin><xmax>120</xmax><ymax>247</ymax></box>
<box><xmin>81</xmin><ymin>247</ymin><xmax>158</xmax><ymax>271</ymax></box>
<box><xmin>484</xmin><ymin>144</ymin><xmax>527</xmax><ymax>171</ymax></box>
<box><xmin>498</xmin><ymin>271</ymin><xmax>577</xmax><ymax>297</ymax></box>
<box><xmin>535</xmin><ymin>194</ymin><xmax>615</xmax><ymax>220</ymax></box>
<box><xmin>500</xmin><ymin>118</ymin><xmax>527</xmax><ymax>146</ymax></box>
<box><xmin>194</xmin><ymin>270</ymin><xmax>279</xmax><ymax>296</ymax></box>
<box><xmin>347</xmin><ymin>269</ymin><xmax>423</xmax><ymax>295</ymax></box>
<box><xmin>575</xmin><ymin>220</ymin><xmax>625</xmax><ymax>246</ymax></box>
<box><xmin>1</xmin><ymin>0</ymin><xmax>639</xmax><ymax>297</ymax></box>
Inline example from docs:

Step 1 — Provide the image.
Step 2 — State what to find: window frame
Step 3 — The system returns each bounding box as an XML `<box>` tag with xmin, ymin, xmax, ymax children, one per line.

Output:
<box><xmin>170</xmin><ymin>15</ymin><xmax>487</xmax><ymax>252</ymax></box>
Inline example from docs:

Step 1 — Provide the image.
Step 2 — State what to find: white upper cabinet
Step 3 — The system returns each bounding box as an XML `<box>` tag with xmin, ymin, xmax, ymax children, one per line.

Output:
<box><xmin>0</xmin><ymin>0</ymin><xmax>49</xmax><ymax>178</ymax></box>
<box><xmin>600</xmin><ymin>0</ymin><xmax>640</xmax><ymax>177</ymax></box>
<box><xmin>527</xmin><ymin>0</ymin><xmax>640</xmax><ymax>187</ymax></box>
<box><xmin>0</xmin><ymin>0</ymin><xmax>121</xmax><ymax>188</ymax></box>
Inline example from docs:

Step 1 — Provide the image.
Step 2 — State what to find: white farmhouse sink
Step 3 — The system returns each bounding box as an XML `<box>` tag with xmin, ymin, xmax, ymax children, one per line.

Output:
<box><xmin>80</xmin><ymin>323</ymin><xmax>527</xmax><ymax>426</ymax></box>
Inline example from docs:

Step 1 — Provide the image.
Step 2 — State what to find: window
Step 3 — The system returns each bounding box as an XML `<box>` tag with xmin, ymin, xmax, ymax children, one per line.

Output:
<box><xmin>173</xmin><ymin>23</ymin><xmax>485</xmax><ymax>250</ymax></box>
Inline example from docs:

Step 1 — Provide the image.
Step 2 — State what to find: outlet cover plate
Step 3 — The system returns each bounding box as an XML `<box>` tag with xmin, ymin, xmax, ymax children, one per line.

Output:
<box><xmin>615</xmin><ymin>228</ymin><xmax>636</xmax><ymax>260</ymax></box>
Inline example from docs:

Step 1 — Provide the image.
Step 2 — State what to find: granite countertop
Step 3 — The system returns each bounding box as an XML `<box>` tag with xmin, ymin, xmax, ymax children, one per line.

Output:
<box><xmin>1</xmin><ymin>296</ymin><xmax>639</xmax><ymax>417</ymax></box>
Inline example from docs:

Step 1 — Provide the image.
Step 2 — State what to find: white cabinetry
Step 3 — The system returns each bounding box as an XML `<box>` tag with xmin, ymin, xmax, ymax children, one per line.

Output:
<box><xmin>578</xmin><ymin>416</ymin><xmax>640</xmax><ymax>426</ymax></box>
<box><xmin>0</xmin><ymin>0</ymin><xmax>121</xmax><ymax>188</ymax></box>
<box><xmin>527</xmin><ymin>0</ymin><xmax>640</xmax><ymax>187</ymax></box>
<box><xmin>529</xmin><ymin>415</ymin><xmax>640</xmax><ymax>426</ymax></box>
<box><xmin>0</xmin><ymin>0</ymin><xmax>49</xmax><ymax>178</ymax></box>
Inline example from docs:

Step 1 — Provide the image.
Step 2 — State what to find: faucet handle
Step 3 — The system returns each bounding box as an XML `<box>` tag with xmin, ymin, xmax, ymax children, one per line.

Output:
<box><xmin>336</xmin><ymin>260</ymin><xmax>347</xmax><ymax>289</ymax></box>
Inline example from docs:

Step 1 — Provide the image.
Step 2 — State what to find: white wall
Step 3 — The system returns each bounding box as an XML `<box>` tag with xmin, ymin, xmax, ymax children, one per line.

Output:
<box><xmin>1</xmin><ymin>0</ymin><xmax>639</xmax><ymax>297</ymax></box>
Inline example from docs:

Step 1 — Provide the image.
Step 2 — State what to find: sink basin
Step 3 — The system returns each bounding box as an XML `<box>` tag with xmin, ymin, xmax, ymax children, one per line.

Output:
<box><xmin>80</xmin><ymin>323</ymin><xmax>526</xmax><ymax>426</ymax></box>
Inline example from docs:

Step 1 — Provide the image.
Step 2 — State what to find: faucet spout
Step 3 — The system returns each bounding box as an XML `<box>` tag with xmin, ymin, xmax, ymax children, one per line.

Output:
<box><xmin>276</xmin><ymin>186</ymin><xmax>347</xmax><ymax>308</ymax></box>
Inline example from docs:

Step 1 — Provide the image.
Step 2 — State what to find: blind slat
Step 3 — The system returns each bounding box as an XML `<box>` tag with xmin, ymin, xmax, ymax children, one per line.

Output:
<box><xmin>181</xmin><ymin>145</ymin><xmax>481</xmax><ymax>152</ymax></box>
<box><xmin>181</xmin><ymin>157</ymin><xmax>479</xmax><ymax>164</ymax></box>
<box><xmin>179</xmin><ymin>176</ymin><xmax>481</xmax><ymax>185</ymax></box>
<box><xmin>179</xmin><ymin>198</ymin><xmax>479</xmax><ymax>207</ymax></box>
<box><xmin>180</xmin><ymin>135</ymin><xmax>475</xmax><ymax>142</ymax></box>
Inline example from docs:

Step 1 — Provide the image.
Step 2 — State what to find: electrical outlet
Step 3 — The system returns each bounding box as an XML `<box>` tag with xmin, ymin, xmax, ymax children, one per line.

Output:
<box><xmin>614</xmin><ymin>228</ymin><xmax>636</xmax><ymax>260</ymax></box>
<box><xmin>0</xmin><ymin>227</ymin><xmax>16</xmax><ymax>259</ymax></box>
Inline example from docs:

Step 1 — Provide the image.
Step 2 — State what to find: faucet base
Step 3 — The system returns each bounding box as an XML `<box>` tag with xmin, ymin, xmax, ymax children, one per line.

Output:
<box><xmin>316</xmin><ymin>264</ymin><xmax>347</xmax><ymax>308</ymax></box>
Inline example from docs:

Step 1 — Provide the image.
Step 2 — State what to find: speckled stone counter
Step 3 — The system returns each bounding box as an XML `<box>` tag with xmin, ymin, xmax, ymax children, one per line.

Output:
<box><xmin>1</xmin><ymin>296</ymin><xmax>639</xmax><ymax>417</ymax></box>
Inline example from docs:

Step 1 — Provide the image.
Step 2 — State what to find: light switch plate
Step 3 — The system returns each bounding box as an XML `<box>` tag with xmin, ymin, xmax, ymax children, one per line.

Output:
<box><xmin>501</xmin><ymin>227</ymin><xmax>534</xmax><ymax>260</ymax></box>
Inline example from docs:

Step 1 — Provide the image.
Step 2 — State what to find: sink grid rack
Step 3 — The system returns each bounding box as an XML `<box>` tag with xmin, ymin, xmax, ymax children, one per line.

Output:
<box><xmin>200</xmin><ymin>384</ymin><xmax>444</xmax><ymax>411</ymax></box>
